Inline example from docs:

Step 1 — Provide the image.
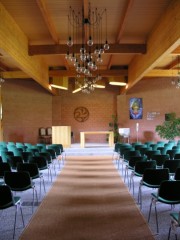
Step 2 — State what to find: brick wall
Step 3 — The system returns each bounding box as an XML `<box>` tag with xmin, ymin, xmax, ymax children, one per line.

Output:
<box><xmin>117</xmin><ymin>77</ymin><xmax>180</xmax><ymax>143</ymax></box>
<box><xmin>52</xmin><ymin>83</ymin><xmax>119</xmax><ymax>143</ymax></box>
<box><xmin>2</xmin><ymin>77</ymin><xmax>180</xmax><ymax>145</ymax></box>
<box><xmin>2</xmin><ymin>79</ymin><xmax>52</xmax><ymax>144</ymax></box>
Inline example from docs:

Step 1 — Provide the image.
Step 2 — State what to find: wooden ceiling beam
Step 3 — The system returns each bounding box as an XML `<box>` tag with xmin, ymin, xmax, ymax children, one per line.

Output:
<box><xmin>108</xmin><ymin>0</ymin><xmax>134</xmax><ymax>70</ymax></box>
<box><xmin>145</xmin><ymin>69</ymin><xmax>180</xmax><ymax>77</ymax></box>
<box><xmin>29</xmin><ymin>43</ymin><xmax>146</xmax><ymax>55</ymax></box>
<box><xmin>49</xmin><ymin>69</ymin><xmax>128</xmax><ymax>77</ymax></box>
<box><xmin>172</xmin><ymin>46</ymin><xmax>180</xmax><ymax>54</ymax></box>
<box><xmin>165</xmin><ymin>57</ymin><xmax>179</xmax><ymax>69</ymax></box>
<box><xmin>2</xmin><ymin>69</ymin><xmax>128</xmax><ymax>79</ymax></box>
<box><xmin>36</xmin><ymin>0</ymin><xmax>59</xmax><ymax>44</ymax></box>
<box><xmin>116</xmin><ymin>0</ymin><xmax>134</xmax><ymax>43</ymax></box>
<box><xmin>0</xmin><ymin>2</ymin><xmax>57</xmax><ymax>95</ymax></box>
<box><xmin>124</xmin><ymin>0</ymin><xmax>180</xmax><ymax>93</ymax></box>
<box><xmin>3</xmin><ymin>68</ymin><xmax>180</xmax><ymax>80</ymax></box>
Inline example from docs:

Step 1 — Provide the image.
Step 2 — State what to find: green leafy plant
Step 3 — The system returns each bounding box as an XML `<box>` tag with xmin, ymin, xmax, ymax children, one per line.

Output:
<box><xmin>155</xmin><ymin>112</ymin><xmax>180</xmax><ymax>140</ymax></box>
<box><xmin>109</xmin><ymin>114</ymin><xmax>119</xmax><ymax>143</ymax></box>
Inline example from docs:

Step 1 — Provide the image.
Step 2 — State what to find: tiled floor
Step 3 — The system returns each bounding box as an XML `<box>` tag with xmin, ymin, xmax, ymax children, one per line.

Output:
<box><xmin>0</xmin><ymin>146</ymin><xmax>180</xmax><ymax>240</ymax></box>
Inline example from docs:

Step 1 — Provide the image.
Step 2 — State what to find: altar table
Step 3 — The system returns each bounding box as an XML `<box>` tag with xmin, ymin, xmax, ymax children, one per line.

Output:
<box><xmin>80</xmin><ymin>131</ymin><xmax>114</xmax><ymax>148</ymax></box>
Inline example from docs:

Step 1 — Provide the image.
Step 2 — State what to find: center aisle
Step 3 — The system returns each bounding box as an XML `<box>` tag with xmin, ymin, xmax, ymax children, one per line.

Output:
<box><xmin>20</xmin><ymin>156</ymin><xmax>154</xmax><ymax>240</ymax></box>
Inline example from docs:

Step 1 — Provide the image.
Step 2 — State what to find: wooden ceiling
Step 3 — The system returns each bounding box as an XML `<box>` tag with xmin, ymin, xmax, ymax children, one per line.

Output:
<box><xmin>0</xmin><ymin>0</ymin><xmax>180</xmax><ymax>95</ymax></box>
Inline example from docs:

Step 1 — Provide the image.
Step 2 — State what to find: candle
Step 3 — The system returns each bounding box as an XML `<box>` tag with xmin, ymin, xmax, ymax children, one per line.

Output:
<box><xmin>136</xmin><ymin>122</ymin><xmax>139</xmax><ymax>132</ymax></box>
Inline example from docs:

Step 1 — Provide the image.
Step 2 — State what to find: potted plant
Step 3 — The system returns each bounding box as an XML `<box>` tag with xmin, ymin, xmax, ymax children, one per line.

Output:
<box><xmin>109</xmin><ymin>114</ymin><xmax>119</xmax><ymax>143</ymax></box>
<box><xmin>155</xmin><ymin>112</ymin><xmax>180</xmax><ymax>140</ymax></box>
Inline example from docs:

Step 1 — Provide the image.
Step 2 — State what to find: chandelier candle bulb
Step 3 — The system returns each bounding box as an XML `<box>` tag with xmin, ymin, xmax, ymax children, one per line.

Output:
<box><xmin>66</xmin><ymin>2</ymin><xmax>109</xmax><ymax>94</ymax></box>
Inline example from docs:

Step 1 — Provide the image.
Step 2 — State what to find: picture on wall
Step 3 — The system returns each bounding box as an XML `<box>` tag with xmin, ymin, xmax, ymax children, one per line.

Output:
<box><xmin>129</xmin><ymin>98</ymin><xmax>143</xmax><ymax>119</ymax></box>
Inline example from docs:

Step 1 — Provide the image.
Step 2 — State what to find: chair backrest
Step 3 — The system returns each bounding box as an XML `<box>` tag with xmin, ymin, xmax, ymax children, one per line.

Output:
<box><xmin>139</xmin><ymin>147</ymin><xmax>152</xmax><ymax>156</ymax></box>
<box><xmin>163</xmin><ymin>160</ymin><xmax>180</xmax><ymax>174</ymax></box>
<box><xmin>0</xmin><ymin>162</ymin><xmax>11</xmax><ymax>178</ymax></box>
<box><xmin>0</xmin><ymin>185</ymin><xmax>14</xmax><ymax>209</ymax></box>
<box><xmin>0</xmin><ymin>151</ymin><xmax>14</xmax><ymax>162</ymax></box>
<box><xmin>47</xmin><ymin>145</ymin><xmax>60</xmax><ymax>155</ymax></box>
<box><xmin>145</xmin><ymin>150</ymin><xmax>161</xmax><ymax>160</ymax></box>
<box><xmin>128</xmin><ymin>156</ymin><xmax>146</xmax><ymax>168</ymax></box>
<box><xmin>121</xmin><ymin>147</ymin><xmax>134</xmax><ymax>156</ymax></box>
<box><xmin>38</xmin><ymin>152</ymin><xmax>52</xmax><ymax>163</ymax></box>
<box><xmin>152</xmin><ymin>154</ymin><xmax>170</xmax><ymax>166</ymax></box>
<box><xmin>39</xmin><ymin>128</ymin><xmax>46</xmax><ymax>136</ymax></box>
<box><xmin>142</xmin><ymin>168</ymin><xmax>169</xmax><ymax>185</ymax></box>
<box><xmin>17</xmin><ymin>163</ymin><xmax>39</xmax><ymax>178</ymax></box>
<box><xmin>4</xmin><ymin>171</ymin><xmax>32</xmax><ymax>191</ymax></box>
<box><xmin>134</xmin><ymin>160</ymin><xmax>156</xmax><ymax>175</ymax></box>
<box><xmin>22</xmin><ymin>151</ymin><xmax>33</xmax><ymax>163</ymax></box>
<box><xmin>45</xmin><ymin>149</ymin><xmax>56</xmax><ymax>158</ymax></box>
<box><xmin>124</xmin><ymin>150</ymin><xmax>141</xmax><ymax>161</ymax></box>
<box><xmin>46</xmin><ymin>127</ymin><xmax>52</xmax><ymax>136</ymax></box>
<box><xmin>144</xmin><ymin>141</ymin><xmax>155</xmax><ymax>147</ymax></box>
<box><xmin>166</xmin><ymin>149</ymin><xmax>180</xmax><ymax>159</ymax></box>
<box><xmin>8</xmin><ymin>156</ymin><xmax>23</xmax><ymax>170</ymax></box>
<box><xmin>158</xmin><ymin>180</ymin><xmax>180</xmax><ymax>201</ymax></box>
<box><xmin>29</xmin><ymin>156</ymin><xmax>47</xmax><ymax>169</ymax></box>
<box><xmin>174</xmin><ymin>168</ymin><xmax>180</xmax><ymax>180</ymax></box>
<box><xmin>174</xmin><ymin>153</ymin><xmax>180</xmax><ymax>160</ymax></box>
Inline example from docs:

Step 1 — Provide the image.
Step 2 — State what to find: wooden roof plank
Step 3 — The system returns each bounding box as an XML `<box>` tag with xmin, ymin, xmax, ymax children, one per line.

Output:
<box><xmin>126</xmin><ymin>0</ymin><xmax>180</xmax><ymax>91</ymax></box>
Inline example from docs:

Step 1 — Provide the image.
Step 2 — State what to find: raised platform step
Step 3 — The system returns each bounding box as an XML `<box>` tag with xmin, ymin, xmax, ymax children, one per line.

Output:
<box><xmin>65</xmin><ymin>143</ymin><xmax>114</xmax><ymax>156</ymax></box>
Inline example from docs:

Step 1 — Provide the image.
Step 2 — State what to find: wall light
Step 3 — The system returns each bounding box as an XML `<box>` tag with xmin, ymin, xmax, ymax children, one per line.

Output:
<box><xmin>109</xmin><ymin>76</ymin><xmax>127</xmax><ymax>86</ymax></box>
<box><xmin>94</xmin><ymin>80</ymin><xmax>105</xmax><ymax>88</ymax></box>
<box><xmin>50</xmin><ymin>77</ymin><xmax>68</xmax><ymax>90</ymax></box>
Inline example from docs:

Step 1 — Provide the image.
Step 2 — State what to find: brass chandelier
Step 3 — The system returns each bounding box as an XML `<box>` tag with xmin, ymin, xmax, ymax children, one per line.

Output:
<box><xmin>65</xmin><ymin>2</ymin><xmax>110</xmax><ymax>93</ymax></box>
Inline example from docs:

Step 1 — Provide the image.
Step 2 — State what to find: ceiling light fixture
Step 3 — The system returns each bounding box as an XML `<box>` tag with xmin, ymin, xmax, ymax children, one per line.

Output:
<box><xmin>66</xmin><ymin>2</ymin><xmax>109</xmax><ymax>93</ymax></box>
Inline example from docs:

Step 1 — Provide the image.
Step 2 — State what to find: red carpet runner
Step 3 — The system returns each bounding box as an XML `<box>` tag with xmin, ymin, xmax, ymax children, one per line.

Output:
<box><xmin>20</xmin><ymin>156</ymin><xmax>154</xmax><ymax>240</ymax></box>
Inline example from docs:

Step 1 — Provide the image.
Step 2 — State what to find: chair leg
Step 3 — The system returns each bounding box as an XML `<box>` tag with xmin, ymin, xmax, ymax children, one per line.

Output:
<box><xmin>19</xmin><ymin>203</ymin><xmax>25</xmax><ymax>228</ymax></box>
<box><xmin>148</xmin><ymin>198</ymin><xmax>159</xmax><ymax>233</ymax></box>
<box><xmin>154</xmin><ymin>203</ymin><xmax>159</xmax><ymax>233</ymax></box>
<box><xmin>124</xmin><ymin>166</ymin><xmax>128</xmax><ymax>182</ymax></box>
<box><xmin>148</xmin><ymin>198</ymin><xmax>153</xmax><ymax>223</ymax></box>
<box><xmin>32</xmin><ymin>187</ymin><xmax>38</xmax><ymax>213</ymax></box>
<box><xmin>168</xmin><ymin>226</ymin><xmax>171</xmax><ymax>240</ymax></box>
<box><xmin>138</xmin><ymin>181</ymin><xmax>142</xmax><ymax>208</ymax></box>
<box><xmin>129</xmin><ymin>172</ymin><xmax>135</xmax><ymax>195</ymax></box>
<box><xmin>13</xmin><ymin>205</ymin><xmax>18</xmax><ymax>239</ymax></box>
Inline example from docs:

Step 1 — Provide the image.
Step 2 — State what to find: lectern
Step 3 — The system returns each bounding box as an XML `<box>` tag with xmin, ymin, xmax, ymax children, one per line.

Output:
<box><xmin>52</xmin><ymin>126</ymin><xmax>71</xmax><ymax>148</ymax></box>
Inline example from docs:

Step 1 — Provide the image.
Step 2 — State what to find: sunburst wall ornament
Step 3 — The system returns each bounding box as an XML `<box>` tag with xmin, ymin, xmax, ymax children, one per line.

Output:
<box><xmin>74</xmin><ymin>107</ymin><xmax>89</xmax><ymax>122</ymax></box>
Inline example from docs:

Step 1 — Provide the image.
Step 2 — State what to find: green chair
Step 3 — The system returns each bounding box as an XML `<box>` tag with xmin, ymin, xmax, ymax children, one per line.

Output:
<box><xmin>129</xmin><ymin>160</ymin><xmax>156</xmax><ymax>195</ymax></box>
<box><xmin>0</xmin><ymin>150</ymin><xmax>14</xmax><ymax>163</ymax></box>
<box><xmin>37</xmin><ymin>151</ymin><xmax>56</xmax><ymax>175</ymax></box>
<box><xmin>0</xmin><ymin>185</ymin><xmax>25</xmax><ymax>239</ymax></box>
<box><xmin>17</xmin><ymin>162</ymin><xmax>46</xmax><ymax>198</ymax></box>
<box><xmin>124</xmin><ymin>156</ymin><xmax>146</xmax><ymax>185</ymax></box>
<box><xmin>145</xmin><ymin>150</ymin><xmax>161</xmax><ymax>160</ymax></box>
<box><xmin>163</xmin><ymin>160</ymin><xmax>180</xmax><ymax>178</ymax></box>
<box><xmin>0</xmin><ymin>162</ymin><xmax>11</xmax><ymax>183</ymax></box>
<box><xmin>152</xmin><ymin>154</ymin><xmax>170</xmax><ymax>168</ymax></box>
<box><xmin>29</xmin><ymin>156</ymin><xmax>52</xmax><ymax>182</ymax></box>
<box><xmin>4</xmin><ymin>171</ymin><xmax>38</xmax><ymax>212</ymax></box>
<box><xmin>174</xmin><ymin>153</ymin><xmax>180</xmax><ymax>159</ymax></box>
<box><xmin>166</xmin><ymin>149</ymin><xmax>180</xmax><ymax>159</ymax></box>
<box><xmin>148</xmin><ymin>180</ymin><xmax>180</xmax><ymax>233</ymax></box>
<box><xmin>138</xmin><ymin>168</ymin><xmax>169</xmax><ymax>209</ymax></box>
<box><xmin>7</xmin><ymin>156</ymin><xmax>23</xmax><ymax>170</ymax></box>
<box><xmin>22</xmin><ymin>151</ymin><xmax>34</xmax><ymax>163</ymax></box>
